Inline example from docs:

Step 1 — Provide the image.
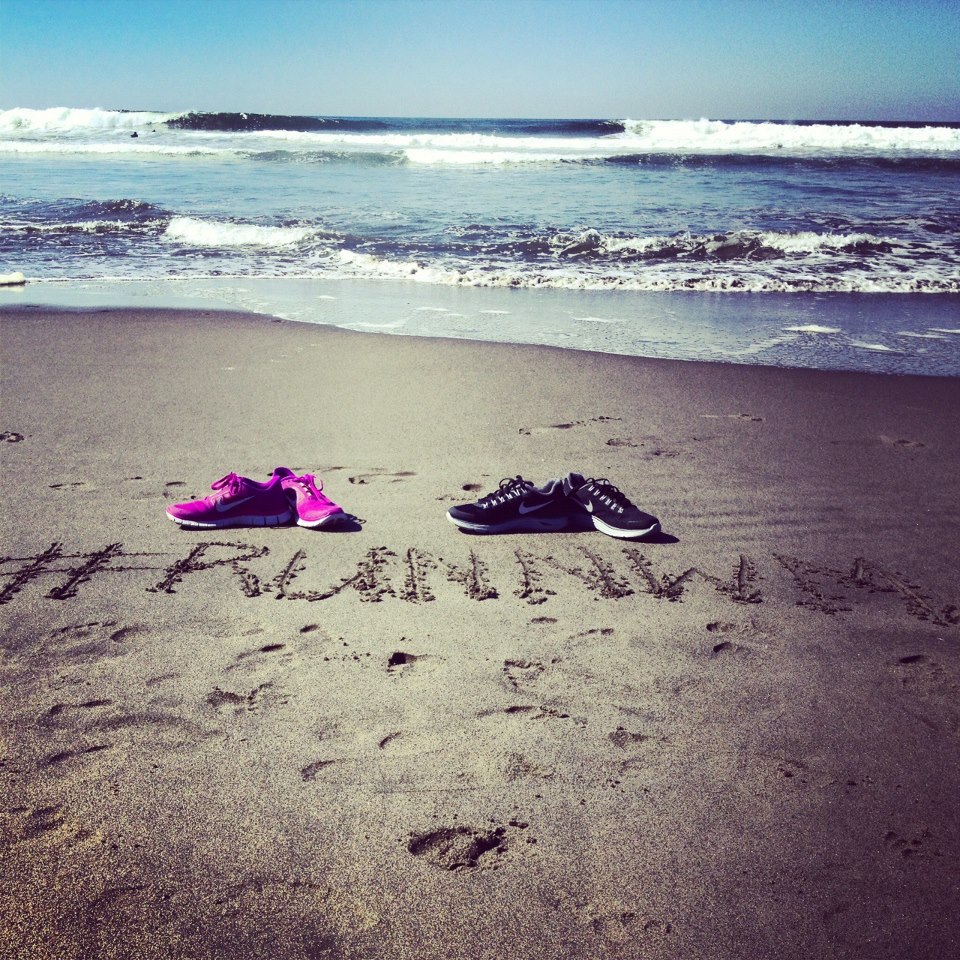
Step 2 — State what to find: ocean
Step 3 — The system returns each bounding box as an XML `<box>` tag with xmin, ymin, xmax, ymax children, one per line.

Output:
<box><xmin>2</xmin><ymin>107</ymin><xmax>959</xmax><ymax>375</ymax></box>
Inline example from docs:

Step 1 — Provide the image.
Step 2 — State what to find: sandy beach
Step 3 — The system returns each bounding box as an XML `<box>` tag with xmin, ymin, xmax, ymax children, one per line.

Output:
<box><xmin>1</xmin><ymin>305</ymin><xmax>958</xmax><ymax>960</ymax></box>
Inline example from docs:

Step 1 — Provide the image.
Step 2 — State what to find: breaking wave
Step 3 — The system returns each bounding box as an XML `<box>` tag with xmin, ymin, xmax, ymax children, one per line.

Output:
<box><xmin>163</xmin><ymin>216</ymin><xmax>319</xmax><ymax>248</ymax></box>
<box><xmin>3</xmin><ymin>109</ymin><xmax>958</xmax><ymax>165</ymax></box>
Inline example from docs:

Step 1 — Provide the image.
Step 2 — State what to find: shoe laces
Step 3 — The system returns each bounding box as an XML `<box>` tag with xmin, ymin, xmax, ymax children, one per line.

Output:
<box><xmin>294</xmin><ymin>474</ymin><xmax>331</xmax><ymax>503</ymax></box>
<box><xmin>584</xmin><ymin>478</ymin><xmax>632</xmax><ymax>509</ymax></box>
<box><xmin>480</xmin><ymin>476</ymin><xmax>533</xmax><ymax>508</ymax></box>
<box><xmin>210</xmin><ymin>472</ymin><xmax>244</xmax><ymax>498</ymax></box>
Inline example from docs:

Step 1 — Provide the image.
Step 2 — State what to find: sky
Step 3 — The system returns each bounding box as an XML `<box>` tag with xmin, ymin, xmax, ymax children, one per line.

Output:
<box><xmin>1</xmin><ymin>0</ymin><xmax>957</xmax><ymax>120</ymax></box>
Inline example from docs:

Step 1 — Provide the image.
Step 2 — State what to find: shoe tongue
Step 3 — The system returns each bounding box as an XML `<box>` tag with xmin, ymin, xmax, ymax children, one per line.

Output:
<box><xmin>563</xmin><ymin>472</ymin><xmax>586</xmax><ymax>493</ymax></box>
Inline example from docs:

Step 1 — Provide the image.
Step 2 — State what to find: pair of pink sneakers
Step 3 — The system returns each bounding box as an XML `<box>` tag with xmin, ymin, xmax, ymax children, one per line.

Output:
<box><xmin>165</xmin><ymin>467</ymin><xmax>345</xmax><ymax>530</ymax></box>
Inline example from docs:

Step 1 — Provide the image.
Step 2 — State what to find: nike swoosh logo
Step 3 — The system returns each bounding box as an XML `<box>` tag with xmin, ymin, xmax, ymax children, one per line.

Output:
<box><xmin>517</xmin><ymin>501</ymin><xmax>550</xmax><ymax>515</ymax></box>
<box><xmin>215</xmin><ymin>494</ymin><xmax>256</xmax><ymax>512</ymax></box>
<box><xmin>584</xmin><ymin>501</ymin><xmax>594</xmax><ymax>513</ymax></box>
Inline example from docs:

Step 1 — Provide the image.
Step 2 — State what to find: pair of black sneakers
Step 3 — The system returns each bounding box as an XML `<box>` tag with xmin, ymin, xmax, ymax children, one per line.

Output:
<box><xmin>446</xmin><ymin>473</ymin><xmax>661</xmax><ymax>539</ymax></box>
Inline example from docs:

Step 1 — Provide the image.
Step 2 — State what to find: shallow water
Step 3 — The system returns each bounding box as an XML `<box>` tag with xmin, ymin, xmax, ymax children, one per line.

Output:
<box><xmin>2</xmin><ymin>109</ymin><xmax>958</xmax><ymax>374</ymax></box>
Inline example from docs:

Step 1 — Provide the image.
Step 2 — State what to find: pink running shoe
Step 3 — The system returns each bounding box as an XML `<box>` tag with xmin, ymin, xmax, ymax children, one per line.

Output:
<box><xmin>166</xmin><ymin>468</ymin><xmax>294</xmax><ymax>529</ymax></box>
<box><xmin>282</xmin><ymin>473</ymin><xmax>345</xmax><ymax>528</ymax></box>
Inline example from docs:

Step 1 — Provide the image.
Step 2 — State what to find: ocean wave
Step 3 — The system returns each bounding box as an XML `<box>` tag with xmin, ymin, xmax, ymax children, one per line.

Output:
<box><xmin>4</xmin><ymin>108</ymin><xmax>957</xmax><ymax>163</ymax></box>
<box><xmin>332</xmin><ymin>248</ymin><xmax>960</xmax><ymax>293</ymax></box>
<box><xmin>166</xmin><ymin>113</ymin><xmax>626</xmax><ymax>137</ymax></box>
<box><xmin>548</xmin><ymin>228</ymin><xmax>900</xmax><ymax>262</ymax></box>
<box><xmin>163</xmin><ymin>216</ymin><xmax>320</xmax><ymax>248</ymax></box>
<box><xmin>165</xmin><ymin>112</ymin><xmax>391</xmax><ymax>133</ymax></box>
<box><xmin>0</xmin><ymin>106</ymin><xmax>180</xmax><ymax>133</ymax></box>
<box><xmin>617</xmin><ymin>118</ymin><xmax>960</xmax><ymax>154</ymax></box>
<box><xmin>0</xmin><ymin>198</ymin><xmax>170</xmax><ymax>238</ymax></box>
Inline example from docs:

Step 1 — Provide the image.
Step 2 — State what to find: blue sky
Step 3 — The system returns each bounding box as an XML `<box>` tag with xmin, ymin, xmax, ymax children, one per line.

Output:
<box><xmin>1</xmin><ymin>0</ymin><xmax>957</xmax><ymax>120</ymax></box>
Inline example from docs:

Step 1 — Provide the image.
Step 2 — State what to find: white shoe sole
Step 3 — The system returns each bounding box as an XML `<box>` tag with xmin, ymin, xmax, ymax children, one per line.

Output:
<box><xmin>297</xmin><ymin>510</ymin><xmax>346</xmax><ymax>529</ymax></box>
<box><xmin>591</xmin><ymin>517</ymin><xmax>661</xmax><ymax>539</ymax></box>
<box><xmin>166</xmin><ymin>509</ymin><xmax>292</xmax><ymax>529</ymax></box>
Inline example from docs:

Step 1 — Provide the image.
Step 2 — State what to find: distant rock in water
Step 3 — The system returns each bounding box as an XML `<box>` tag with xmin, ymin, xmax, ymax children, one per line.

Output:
<box><xmin>130</xmin><ymin>132</ymin><xmax>138</xmax><ymax>138</ymax></box>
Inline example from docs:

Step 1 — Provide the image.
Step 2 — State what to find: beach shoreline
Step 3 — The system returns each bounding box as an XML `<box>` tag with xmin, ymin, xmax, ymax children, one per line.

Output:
<box><xmin>1</xmin><ymin>305</ymin><xmax>958</xmax><ymax>960</ymax></box>
<box><xmin>4</xmin><ymin>277</ymin><xmax>960</xmax><ymax>377</ymax></box>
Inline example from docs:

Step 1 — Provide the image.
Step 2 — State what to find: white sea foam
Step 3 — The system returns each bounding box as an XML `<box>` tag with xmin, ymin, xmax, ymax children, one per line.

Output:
<box><xmin>572</xmin><ymin>315</ymin><xmax>626</xmax><ymax>323</ymax></box>
<box><xmin>245</xmin><ymin>120</ymin><xmax>960</xmax><ymax>160</ymax></box>
<box><xmin>850</xmin><ymin>341</ymin><xmax>898</xmax><ymax>352</ymax></box>
<box><xmin>930</xmin><ymin>328</ymin><xmax>960</xmax><ymax>334</ymax></box>
<box><xmin>0</xmin><ymin>106</ymin><xmax>182</xmax><ymax>133</ymax></box>
<box><xmin>7</xmin><ymin>109</ymin><xmax>955</xmax><ymax>165</ymax></box>
<box><xmin>326</xmin><ymin>245</ymin><xmax>960</xmax><ymax>293</ymax></box>
<box><xmin>618</xmin><ymin>118</ymin><xmax>960</xmax><ymax>154</ymax></box>
<box><xmin>784</xmin><ymin>324</ymin><xmax>842</xmax><ymax>334</ymax></box>
<box><xmin>164</xmin><ymin>216</ymin><xmax>315</xmax><ymax>248</ymax></box>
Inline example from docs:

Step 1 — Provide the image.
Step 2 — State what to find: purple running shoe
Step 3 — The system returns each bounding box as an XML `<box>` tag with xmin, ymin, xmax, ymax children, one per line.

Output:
<box><xmin>166</xmin><ymin>468</ymin><xmax>294</xmax><ymax>529</ymax></box>
<box><xmin>282</xmin><ymin>473</ymin><xmax>345</xmax><ymax>528</ymax></box>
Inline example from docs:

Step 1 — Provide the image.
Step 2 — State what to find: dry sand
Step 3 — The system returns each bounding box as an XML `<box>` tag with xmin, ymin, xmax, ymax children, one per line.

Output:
<box><xmin>1</xmin><ymin>306</ymin><xmax>958</xmax><ymax>960</ymax></box>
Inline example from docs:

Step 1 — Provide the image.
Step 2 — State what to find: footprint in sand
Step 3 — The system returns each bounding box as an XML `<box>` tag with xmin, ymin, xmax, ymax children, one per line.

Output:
<box><xmin>387</xmin><ymin>650</ymin><xmax>419</xmax><ymax>671</ymax></box>
<box><xmin>1</xmin><ymin>804</ymin><xmax>103</xmax><ymax>852</ymax></box>
<box><xmin>436</xmin><ymin>481</ymin><xmax>485</xmax><ymax>502</ymax></box>
<box><xmin>705</xmin><ymin>622</ymin><xmax>761</xmax><ymax>656</ymax></box>
<box><xmin>407</xmin><ymin>820</ymin><xmax>532</xmax><ymax>872</ymax></box>
<box><xmin>606</xmin><ymin>436</ymin><xmax>681</xmax><ymax>458</ymax></box>
<box><xmin>880</xmin><ymin>435</ymin><xmax>928</xmax><ymax>450</ymax></box>
<box><xmin>20</xmin><ymin>621</ymin><xmax>142</xmax><ymax>663</ymax></box>
<box><xmin>709</xmin><ymin>639</ymin><xmax>750</xmax><ymax>657</ymax></box>
<box><xmin>883</xmin><ymin>828</ymin><xmax>938</xmax><ymax>862</ymax></box>
<box><xmin>123</xmin><ymin>476</ymin><xmax>185</xmax><ymax>500</ymax></box>
<box><xmin>206</xmin><ymin>682</ymin><xmax>288</xmax><ymax>714</ymax></box>
<box><xmin>890</xmin><ymin>654</ymin><xmax>959</xmax><ymax>734</ymax></box>
<box><xmin>608</xmin><ymin>727</ymin><xmax>654</xmax><ymax>750</ymax></box>
<box><xmin>300</xmin><ymin>758</ymin><xmax>341</xmax><ymax>781</ymax></box>
<box><xmin>225</xmin><ymin>641</ymin><xmax>293</xmax><ymax>673</ymax></box>
<box><xmin>582</xmin><ymin>904</ymin><xmax>673</xmax><ymax>943</ymax></box>
<box><xmin>518</xmin><ymin>416</ymin><xmax>622</xmax><ymax>436</ymax></box>
<box><xmin>348</xmin><ymin>469</ymin><xmax>416</xmax><ymax>485</ymax></box>
<box><xmin>386</xmin><ymin>650</ymin><xmax>443</xmax><ymax>673</ymax></box>
<box><xmin>41</xmin><ymin>743</ymin><xmax>112</xmax><ymax>768</ymax></box>
<box><xmin>502</xmin><ymin>658</ymin><xmax>546</xmax><ymax>689</ymax></box>
<box><xmin>42</xmin><ymin>699</ymin><xmax>114</xmax><ymax>723</ymax></box>
<box><xmin>572</xmin><ymin>627</ymin><xmax>614</xmax><ymax>639</ymax></box>
<box><xmin>477</xmin><ymin>703</ymin><xmax>586</xmax><ymax>727</ymax></box>
<box><xmin>608</xmin><ymin>727</ymin><xmax>664</xmax><ymax>773</ymax></box>
<box><xmin>500</xmin><ymin>751</ymin><xmax>556</xmax><ymax>781</ymax></box>
<box><xmin>700</xmin><ymin>413</ymin><xmax>763</xmax><ymax>422</ymax></box>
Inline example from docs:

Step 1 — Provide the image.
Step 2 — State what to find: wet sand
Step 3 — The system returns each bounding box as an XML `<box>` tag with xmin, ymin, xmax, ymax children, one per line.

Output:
<box><xmin>1</xmin><ymin>306</ymin><xmax>958</xmax><ymax>959</ymax></box>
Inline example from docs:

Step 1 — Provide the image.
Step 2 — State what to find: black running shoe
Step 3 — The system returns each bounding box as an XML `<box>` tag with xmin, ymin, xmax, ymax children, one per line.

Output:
<box><xmin>562</xmin><ymin>473</ymin><xmax>661</xmax><ymax>539</ymax></box>
<box><xmin>447</xmin><ymin>476</ymin><xmax>569</xmax><ymax>533</ymax></box>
